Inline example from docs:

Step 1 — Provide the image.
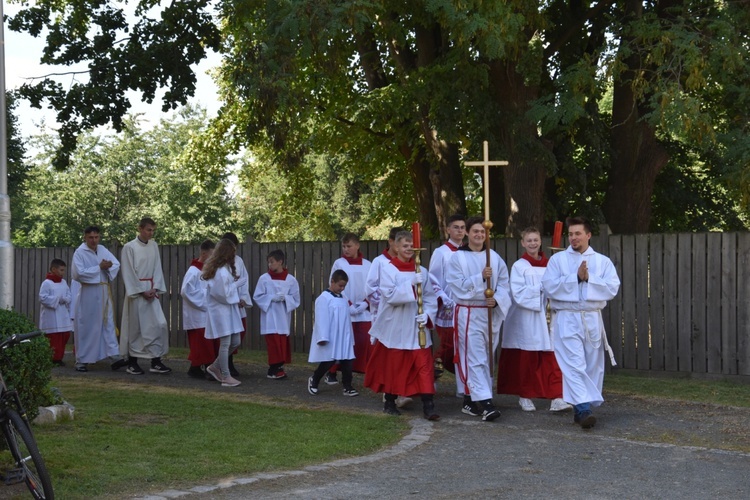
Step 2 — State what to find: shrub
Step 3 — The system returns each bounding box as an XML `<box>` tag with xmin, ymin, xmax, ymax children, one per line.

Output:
<box><xmin>0</xmin><ymin>308</ymin><xmax>56</xmax><ymax>420</ymax></box>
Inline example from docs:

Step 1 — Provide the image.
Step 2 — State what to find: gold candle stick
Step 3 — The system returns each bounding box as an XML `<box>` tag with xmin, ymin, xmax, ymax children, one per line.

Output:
<box><xmin>414</xmin><ymin>247</ymin><xmax>427</xmax><ymax>348</ymax></box>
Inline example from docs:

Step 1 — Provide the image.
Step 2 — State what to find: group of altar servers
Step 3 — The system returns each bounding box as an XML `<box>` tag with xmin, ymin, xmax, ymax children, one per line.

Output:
<box><xmin>38</xmin><ymin>214</ymin><xmax>619</xmax><ymax>428</ymax></box>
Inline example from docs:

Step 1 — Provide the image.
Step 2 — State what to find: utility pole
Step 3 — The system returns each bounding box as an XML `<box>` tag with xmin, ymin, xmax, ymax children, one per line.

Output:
<box><xmin>0</xmin><ymin>0</ymin><xmax>15</xmax><ymax>310</ymax></box>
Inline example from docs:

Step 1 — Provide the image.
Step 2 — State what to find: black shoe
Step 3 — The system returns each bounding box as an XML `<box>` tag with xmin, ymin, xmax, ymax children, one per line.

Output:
<box><xmin>342</xmin><ymin>388</ymin><xmax>359</xmax><ymax>397</ymax></box>
<box><xmin>53</xmin><ymin>359</ymin><xmax>65</xmax><ymax>367</ymax></box>
<box><xmin>576</xmin><ymin>411</ymin><xmax>597</xmax><ymax>429</ymax></box>
<box><xmin>479</xmin><ymin>399</ymin><xmax>501</xmax><ymax>421</ymax></box>
<box><xmin>324</xmin><ymin>372</ymin><xmax>338</xmax><ymax>385</ymax></box>
<box><xmin>187</xmin><ymin>366</ymin><xmax>205</xmax><ymax>378</ymax></box>
<box><xmin>423</xmin><ymin>400</ymin><xmax>440</xmax><ymax>421</ymax></box>
<box><xmin>111</xmin><ymin>358</ymin><xmax>128</xmax><ymax>371</ymax></box>
<box><xmin>75</xmin><ymin>364</ymin><xmax>88</xmax><ymax>372</ymax></box>
<box><xmin>126</xmin><ymin>361</ymin><xmax>144</xmax><ymax>375</ymax></box>
<box><xmin>308</xmin><ymin>376</ymin><xmax>319</xmax><ymax>395</ymax></box>
<box><xmin>150</xmin><ymin>360</ymin><xmax>172</xmax><ymax>374</ymax></box>
<box><xmin>228</xmin><ymin>355</ymin><xmax>240</xmax><ymax>377</ymax></box>
<box><xmin>383</xmin><ymin>400</ymin><xmax>401</xmax><ymax>416</ymax></box>
<box><xmin>461</xmin><ymin>395</ymin><xmax>481</xmax><ymax>417</ymax></box>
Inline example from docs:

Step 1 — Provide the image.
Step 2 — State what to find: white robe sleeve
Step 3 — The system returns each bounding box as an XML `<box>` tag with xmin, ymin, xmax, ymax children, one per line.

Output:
<box><xmin>541</xmin><ymin>254</ymin><xmax>580</xmax><ymax>301</ymax></box>
<box><xmin>39</xmin><ymin>281</ymin><xmax>60</xmax><ymax>309</ymax></box>
<box><xmin>584</xmin><ymin>254</ymin><xmax>620</xmax><ymax>301</ymax></box>
<box><xmin>510</xmin><ymin>262</ymin><xmax>544</xmax><ymax>312</ymax></box>
<box><xmin>446</xmin><ymin>252</ymin><xmax>486</xmax><ymax>301</ymax></box>
<box><xmin>252</xmin><ymin>275</ymin><xmax>274</xmax><ymax>313</ymax></box>
<box><xmin>180</xmin><ymin>270</ymin><xmax>206</xmax><ymax>312</ymax></box>
<box><xmin>284</xmin><ymin>276</ymin><xmax>301</xmax><ymax>313</ymax></box>
<box><xmin>120</xmin><ymin>244</ymin><xmax>150</xmax><ymax>297</ymax></box>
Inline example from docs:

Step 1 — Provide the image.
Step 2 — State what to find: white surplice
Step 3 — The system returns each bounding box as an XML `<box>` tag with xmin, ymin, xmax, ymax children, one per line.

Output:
<box><xmin>252</xmin><ymin>273</ymin><xmax>301</xmax><ymax>335</ymax></box>
<box><xmin>38</xmin><ymin>279</ymin><xmax>72</xmax><ymax>333</ymax></box>
<box><xmin>204</xmin><ymin>265</ymin><xmax>245</xmax><ymax>339</ymax></box>
<box><xmin>308</xmin><ymin>291</ymin><xmax>355</xmax><ymax>363</ymax></box>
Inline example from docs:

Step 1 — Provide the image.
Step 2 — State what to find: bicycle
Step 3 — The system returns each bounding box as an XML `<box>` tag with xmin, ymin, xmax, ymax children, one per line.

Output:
<box><xmin>0</xmin><ymin>331</ymin><xmax>54</xmax><ymax>499</ymax></box>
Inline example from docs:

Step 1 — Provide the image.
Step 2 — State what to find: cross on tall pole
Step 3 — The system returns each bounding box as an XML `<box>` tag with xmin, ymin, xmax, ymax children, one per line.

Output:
<box><xmin>464</xmin><ymin>140</ymin><xmax>508</xmax><ymax>376</ymax></box>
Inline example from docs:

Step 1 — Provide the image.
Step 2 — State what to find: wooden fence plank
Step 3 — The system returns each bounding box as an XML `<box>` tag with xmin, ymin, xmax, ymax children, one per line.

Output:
<box><xmin>606</xmin><ymin>234</ymin><xmax>623</xmax><ymax>367</ymax></box>
<box><xmin>677</xmin><ymin>233</ymin><xmax>692</xmax><ymax>372</ymax></box>
<box><xmin>706</xmin><ymin>233</ymin><xmax>723</xmax><ymax>373</ymax></box>
<box><xmin>738</xmin><ymin>232</ymin><xmax>750</xmax><ymax>375</ymax></box>
<box><xmin>621</xmin><ymin>235</ymin><xmax>636</xmax><ymax>368</ymax></box>
<box><xmin>663</xmin><ymin>234</ymin><xmax>679</xmax><ymax>371</ymax></box>
<box><xmin>648</xmin><ymin>235</ymin><xmax>665</xmax><ymax>371</ymax></box>
<box><xmin>721</xmin><ymin>233</ymin><xmax>737</xmax><ymax>374</ymax></box>
<box><xmin>635</xmin><ymin>234</ymin><xmax>650</xmax><ymax>369</ymax></box>
<box><xmin>691</xmin><ymin>233</ymin><xmax>707</xmax><ymax>373</ymax></box>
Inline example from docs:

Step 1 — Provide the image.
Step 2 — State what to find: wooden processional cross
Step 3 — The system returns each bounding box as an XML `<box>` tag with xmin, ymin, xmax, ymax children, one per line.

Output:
<box><xmin>463</xmin><ymin>140</ymin><xmax>509</xmax><ymax>376</ymax></box>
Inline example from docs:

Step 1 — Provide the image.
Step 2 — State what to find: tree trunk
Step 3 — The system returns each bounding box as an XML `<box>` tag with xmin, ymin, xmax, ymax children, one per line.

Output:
<box><xmin>489</xmin><ymin>60</ymin><xmax>548</xmax><ymax>237</ymax></box>
<box><xmin>398</xmin><ymin>144</ymin><xmax>440</xmax><ymax>236</ymax></box>
<box><xmin>603</xmin><ymin>0</ymin><xmax>671</xmax><ymax>234</ymax></box>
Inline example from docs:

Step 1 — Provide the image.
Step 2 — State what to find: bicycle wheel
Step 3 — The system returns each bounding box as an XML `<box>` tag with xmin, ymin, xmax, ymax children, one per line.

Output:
<box><xmin>1</xmin><ymin>409</ymin><xmax>54</xmax><ymax>499</ymax></box>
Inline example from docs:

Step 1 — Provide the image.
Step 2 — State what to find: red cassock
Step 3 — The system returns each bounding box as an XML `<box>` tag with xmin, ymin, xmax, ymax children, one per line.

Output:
<box><xmin>364</xmin><ymin>340</ymin><xmax>435</xmax><ymax>397</ymax></box>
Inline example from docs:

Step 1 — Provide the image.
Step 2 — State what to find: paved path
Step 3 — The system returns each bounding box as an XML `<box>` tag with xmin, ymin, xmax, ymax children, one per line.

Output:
<box><xmin>55</xmin><ymin>356</ymin><xmax>750</xmax><ymax>499</ymax></box>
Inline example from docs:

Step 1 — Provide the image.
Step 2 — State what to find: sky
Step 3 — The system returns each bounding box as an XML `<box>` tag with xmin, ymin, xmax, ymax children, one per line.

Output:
<box><xmin>3</xmin><ymin>2</ymin><xmax>222</xmax><ymax>142</ymax></box>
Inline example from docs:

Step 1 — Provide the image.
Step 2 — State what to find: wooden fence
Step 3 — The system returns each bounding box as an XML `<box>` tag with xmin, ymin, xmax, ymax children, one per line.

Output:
<box><xmin>10</xmin><ymin>229</ymin><xmax>750</xmax><ymax>379</ymax></box>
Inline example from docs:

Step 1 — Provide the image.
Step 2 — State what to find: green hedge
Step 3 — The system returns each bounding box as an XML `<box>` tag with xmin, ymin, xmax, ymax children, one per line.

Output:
<box><xmin>0</xmin><ymin>308</ymin><xmax>57</xmax><ymax>421</ymax></box>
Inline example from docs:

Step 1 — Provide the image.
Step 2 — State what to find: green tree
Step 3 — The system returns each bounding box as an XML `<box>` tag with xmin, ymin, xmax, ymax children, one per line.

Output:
<box><xmin>6</xmin><ymin>94</ymin><xmax>28</xmax><ymax>234</ymax></box>
<box><xmin>14</xmin><ymin>107</ymin><xmax>233</xmax><ymax>247</ymax></box>
<box><xmin>8</xmin><ymin>1</ymin><xmax>750</xmax><ymax>235</ymax></box>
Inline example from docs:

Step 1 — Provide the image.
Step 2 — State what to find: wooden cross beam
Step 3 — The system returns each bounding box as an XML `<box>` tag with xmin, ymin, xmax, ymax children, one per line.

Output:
<box><xmin>463</xmin><ymin>140</ymin><xmax>508</xmax><ymax>377</ymax></box>
<box><xmin>464</xmin><ymin>141</ymin><xmax>509</xmax><ymax>225</ymax></box>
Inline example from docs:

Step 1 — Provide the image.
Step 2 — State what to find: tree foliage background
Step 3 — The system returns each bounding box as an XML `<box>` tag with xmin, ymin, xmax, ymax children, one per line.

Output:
<box><xmin>6</xmin><ymin>0</ymin><xmax>750</xmax><ymax>242</ymax></box>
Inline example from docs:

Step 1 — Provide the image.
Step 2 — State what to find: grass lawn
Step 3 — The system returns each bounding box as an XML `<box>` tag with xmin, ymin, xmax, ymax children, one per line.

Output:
<box><xmin>604</xmin><ymin>371</ymin><xmax>750</xmax><ymax>408</ymax></box>
<box><xmin>17</xmin><ymin>376</ymin><xmax>406</xmax><ymax>499</ymax></box>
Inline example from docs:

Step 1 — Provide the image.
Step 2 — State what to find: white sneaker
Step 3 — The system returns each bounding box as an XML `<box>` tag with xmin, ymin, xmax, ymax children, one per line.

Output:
<box><xmin>549</xmin><ymin>398</ymin><xmax>572</xmax><ymax>412</ymax></box>
<box><xmin>221</xmin><ymin>375</ymin><xmax>241</xmax><ymax>387</ymax></box>
<box><xmin>395</xmin><ymin>396</ymin><xmax>413</xmax><ymax>409</ymax></box>
<box><xmin>519</xmin><ymin>398</ymin><xmax>536</xmax><ymax>412</ymax></box>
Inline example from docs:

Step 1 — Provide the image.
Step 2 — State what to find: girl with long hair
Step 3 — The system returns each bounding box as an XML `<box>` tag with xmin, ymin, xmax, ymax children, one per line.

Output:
<box><xmin>202</xmin><ymin>238</ymin><xmax>245</xmax><ymax>387</ymax></box>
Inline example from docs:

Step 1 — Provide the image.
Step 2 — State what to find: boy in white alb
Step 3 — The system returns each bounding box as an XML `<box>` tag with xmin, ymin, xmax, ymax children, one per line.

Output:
<box><xmin>445</xmin><ymin>216</ymin><xmax>512</xmax><ymax>422</ymax></box>
<box><xmin>39</xmin><ymin>258</ymin><xmax>72</xmax><ymax>366</ymax></box>
<box><xmin>329</xmin><ymin>233</ymin><xmax>372</xmax><ymax>374</ymax></box>
<box><xmin>307</xmin><ymin>270</ymin><xmax>359</xmax><ymax>397</ymax></box>
<box><xmin>253</xmin><ymin>249</ymin><xmax>301</xmax><ymax>379</ymax></box>
<box><xmin>427</xmin><ymin>214</ymin><xmax>465</xmax><ymax>388</ymax></box>
<box><xmin>364</xmin><ymin>231</ymin><xmax>440</xmax><ymax>420</ymax></box>
<box><xmin>120</xmin><ymin>217</ymin><xmax>171</xmax><ymax>375</ymax></box>
<box><xmin>497</xmin><ymin>227</ymin><xmax>570</xmax><ymax>412</ymax></box>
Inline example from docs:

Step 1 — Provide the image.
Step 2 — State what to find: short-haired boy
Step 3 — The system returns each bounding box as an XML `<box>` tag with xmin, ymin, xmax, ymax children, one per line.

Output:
<box><xmin>253</xmin><ymin>249</ymin><xmax>301</xmax><ymax>379</ymax></box>
<box><xmin>307</xmin><ymin>270</ymin><xmax>359</xmax><ymax>397</ymax></box>
<box><xmin>39</xmin><ymin>258</ymin><xmax>73</xmax><ymax>366</ymax></box>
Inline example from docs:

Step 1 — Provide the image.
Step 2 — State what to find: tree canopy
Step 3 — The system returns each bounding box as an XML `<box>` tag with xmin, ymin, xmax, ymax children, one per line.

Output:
<box><xmin>13</xmin><ymin>107</ymin><xmax>234</xmax><ymax>246</ymax></box>
<box><xmin>8</xmin><ymin>0</ymin><xmax>750</xmax><ymax>236</ymax></box>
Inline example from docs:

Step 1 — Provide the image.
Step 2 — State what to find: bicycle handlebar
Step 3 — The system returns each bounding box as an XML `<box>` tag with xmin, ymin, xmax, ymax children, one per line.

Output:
<box><xmin>0</xmin><ymin>330</ymin><xmax>45</xmax><ymax>350</ymax></box>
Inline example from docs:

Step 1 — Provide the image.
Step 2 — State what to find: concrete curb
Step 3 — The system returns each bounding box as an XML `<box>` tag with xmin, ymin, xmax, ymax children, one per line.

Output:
<box><xmin>34</xmin><ymin>401</ymin><xmax>75</xmax><ymax>424</ymax></box>
<box><xmin>137</xmin><ymin>417</ymin><xmax>434</xmax><ymax>500</ymax></box>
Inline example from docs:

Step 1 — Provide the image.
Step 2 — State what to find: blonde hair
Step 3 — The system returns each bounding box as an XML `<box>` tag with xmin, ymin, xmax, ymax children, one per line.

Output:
<box><xmin>521</xmin><ymin>226</ymin><xmax>541</xmax><ymax>239</ymax></box>
<box><xmin>202</xmin><ymin>239</ymin><xmax>238</xmax><ymax>280</ymax></box>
